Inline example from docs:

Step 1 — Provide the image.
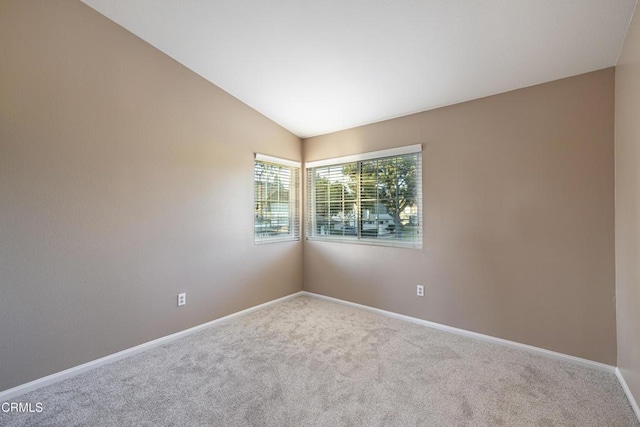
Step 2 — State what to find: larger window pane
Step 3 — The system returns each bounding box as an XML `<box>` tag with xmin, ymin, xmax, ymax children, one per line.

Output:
<box><xmin>306</xmin><ymin>151</ymin><xmax>422</xmax><ymax>248</ymax></box>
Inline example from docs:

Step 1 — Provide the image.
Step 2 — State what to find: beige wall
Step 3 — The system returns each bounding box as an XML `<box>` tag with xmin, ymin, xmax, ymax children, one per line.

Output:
<box><xmin>615</xmin><ymin>5</ymin><xmax>640</xmax><ymax>410</ymax></box>
<box><xmin>303</xmin><ymin>69</ymin><xmax>616</xmax><ymax>364</ymax></box>
<box><xmin>0</xmin><ymin>0</ymin><xmax>302</xmax><ymax>392</ymax></box>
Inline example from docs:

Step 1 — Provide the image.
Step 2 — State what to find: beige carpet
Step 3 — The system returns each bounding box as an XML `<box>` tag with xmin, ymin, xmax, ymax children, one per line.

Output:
<box><xmin>1</xmin><ymin>295</ymin><xmax>637</xmax><ymax>426</ymax></box>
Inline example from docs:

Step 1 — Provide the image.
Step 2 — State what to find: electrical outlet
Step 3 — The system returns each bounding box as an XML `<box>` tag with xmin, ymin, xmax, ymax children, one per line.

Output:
<box><xmin>177</xmin><ymin>293</ymin><xmax>186</xmax><ymax>307</ymax></box>
<box><xmin>416</xmin><ymin>285</ymin><xmax>424</xmax><ymax>297</ymax></box>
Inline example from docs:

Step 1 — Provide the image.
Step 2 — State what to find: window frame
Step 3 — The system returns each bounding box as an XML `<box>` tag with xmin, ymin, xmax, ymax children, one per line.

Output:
<box><xmin>305</xmin><ymin>145</ymin><xmax>422</xmax><ymax>249</ymax></box>
<box><xmin>254</xmin><ymin>153</ymin><xmax>301</xmax><ymax>245</ymax></box>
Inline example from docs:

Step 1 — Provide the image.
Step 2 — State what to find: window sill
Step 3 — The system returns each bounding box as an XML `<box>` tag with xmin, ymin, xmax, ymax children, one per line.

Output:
<box><xmin>305</xmin><ymin>236</ymin><xmax>422</xmax><ymax>249</ymax></box>
<box><xmin>255</xmin><ymin>237</ymin><xmax>300</xmax><ymax>245</ymax></box>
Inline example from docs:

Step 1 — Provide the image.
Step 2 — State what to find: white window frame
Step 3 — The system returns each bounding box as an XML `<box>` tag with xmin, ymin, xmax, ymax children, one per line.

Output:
<box><xmin>254</xmin><ymin>153</ymin><xmax>301</xmax><ymax>244</ymax></box>
<box><xmin>306</xmin><ymin>144</ymin><xmax>422</xmax><ymax>249</ymax></box>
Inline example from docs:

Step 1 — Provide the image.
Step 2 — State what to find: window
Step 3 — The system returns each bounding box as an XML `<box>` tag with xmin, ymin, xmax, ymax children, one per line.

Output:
<box><xmin>306</xmin><ymin>145</ymin><xmax>422</xmax><ymax>248</ymax></box>
<box><xmin>254</xmin><ymin>154</ymin><xmax>301</xmax><ymax>244</ymax></box>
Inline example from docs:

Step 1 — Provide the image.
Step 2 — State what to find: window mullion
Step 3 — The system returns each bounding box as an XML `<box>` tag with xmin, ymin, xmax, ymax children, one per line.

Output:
<box><xmin>395</xmin><ymin>156</ymin><xmax>400</xmax><ymax>239</ymax></box>
<box><xmin>357</xmin><ymin>161</ymin><xmax>362</xmax><ymax>240</ymax></box>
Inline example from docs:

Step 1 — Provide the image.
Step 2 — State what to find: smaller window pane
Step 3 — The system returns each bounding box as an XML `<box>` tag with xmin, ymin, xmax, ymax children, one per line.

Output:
<box><xmin>255</xmin><ymin>158</ymin><xmax>300</xmax><ymax>244</ymax></box>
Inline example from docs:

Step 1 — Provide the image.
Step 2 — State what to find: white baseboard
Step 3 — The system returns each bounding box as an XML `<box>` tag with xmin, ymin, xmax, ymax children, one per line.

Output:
<box><xmin>616</xmin><ymin>367</ymin><xmax>640</xmax><ymax>422</ymax></box>
<box><xmin>0</xmin><ymin>291</ymin><xmax>304</xmax><ymax>401</ymax></box>
<box><xmin>301</xmin><ymin>291</ymin><xmax>615</xmax><ymax>374</ymax></box>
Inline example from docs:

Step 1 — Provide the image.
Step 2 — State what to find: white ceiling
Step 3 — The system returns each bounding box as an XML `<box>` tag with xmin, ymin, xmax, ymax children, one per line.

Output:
<box><xmin>82</xmin><ymin>0</ymin><xmax>637</xmax><ymax>138</ymax></box>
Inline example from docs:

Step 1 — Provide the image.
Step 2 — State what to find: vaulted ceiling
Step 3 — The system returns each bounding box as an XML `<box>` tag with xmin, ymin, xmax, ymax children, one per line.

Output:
<box><xmin>82</xmin><ymin>0</ymin><xmax>637</xmax><ymax>138</ymax></box>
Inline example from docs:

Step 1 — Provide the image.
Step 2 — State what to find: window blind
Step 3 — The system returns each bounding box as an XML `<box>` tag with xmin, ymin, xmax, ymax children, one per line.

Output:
<box><xmin>254</xmin><ymin>155</ymin><xmax>300</xmax><ymax>244</ymax></box>
<box><xmin>306</xmin><ymin>146</ymin><xmax>422</xmax><ymax>248</ymax></box>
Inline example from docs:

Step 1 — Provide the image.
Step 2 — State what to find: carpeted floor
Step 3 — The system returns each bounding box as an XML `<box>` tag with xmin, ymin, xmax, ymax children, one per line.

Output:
<box><xmin>1</xmin><ymin>295</ymin><xmax>638</xmax><ymax>426</ymax></box>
